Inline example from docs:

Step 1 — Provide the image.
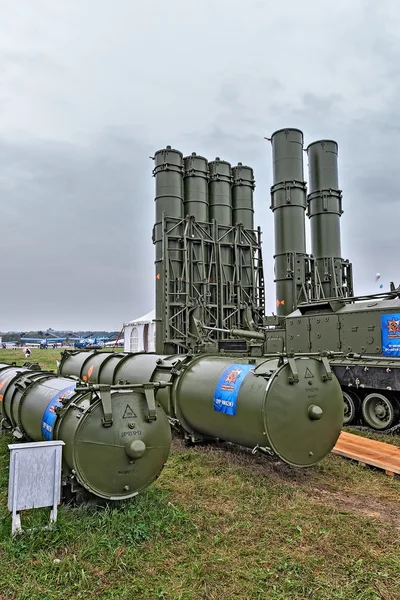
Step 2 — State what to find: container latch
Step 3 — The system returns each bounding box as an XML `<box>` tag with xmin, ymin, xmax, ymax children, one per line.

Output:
<box><xmin>143</xmin><ymin>383</ymin><xmax>157</xmax><ymax>422</ymax></box>
<box><xmin>287</xmin><ymin>356</ymin><xmax>299</xmax><ymax>383</ymax></box>
<box><xmin>320</xmin><ymin>354</ymin><xmax>333</xmax><ymax>381</ymax></box>
<box><xmin>98</xmin><ymin>387</ymin><xmax>113</xmax><ymax>427</ymax></box>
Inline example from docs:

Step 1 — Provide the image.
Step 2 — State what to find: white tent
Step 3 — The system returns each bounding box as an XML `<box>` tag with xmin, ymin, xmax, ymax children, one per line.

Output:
<box><xmin>123</xmin><ymin>309</ymin><xmax>156</xmax><ymax>353</ymax></box>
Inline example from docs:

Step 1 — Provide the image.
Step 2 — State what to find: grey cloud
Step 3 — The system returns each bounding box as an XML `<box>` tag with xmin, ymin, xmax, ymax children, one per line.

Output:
<box><xmin>2</xmin><ymin>0</ymin><xmax>400</xmax><ymax>329</ymax></box>
<box><xmin>193</xmin><ymin>68</ymin><xmax>400</xmax><ymax>305</ymax></box>
<box><xmin>1</xmin><ymin>51</ymin><xmax>63</xmax><ymax>73</ymax></box>
<box><xmin>0</xmin><ymin>131</ymin><xmax>155</xmax><ymax>330</ymax></box>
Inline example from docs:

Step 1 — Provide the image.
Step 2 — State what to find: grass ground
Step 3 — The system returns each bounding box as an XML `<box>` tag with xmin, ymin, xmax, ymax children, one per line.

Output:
<box><xmin>0</xmin><ymin>348</ymin><xmax>400</xmax><ymax>599</ymax></box>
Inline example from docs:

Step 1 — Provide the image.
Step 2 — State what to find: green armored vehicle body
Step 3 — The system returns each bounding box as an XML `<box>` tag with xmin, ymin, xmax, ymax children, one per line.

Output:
<box><xmin>285</xmin><ymin>293</ymin><xmax>400</xmax><ymax>429</ymax></box>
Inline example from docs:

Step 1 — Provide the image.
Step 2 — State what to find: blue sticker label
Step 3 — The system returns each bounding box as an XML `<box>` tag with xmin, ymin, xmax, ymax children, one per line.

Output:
<box><xmin>213</xmin><ymin>364</ymin><xmax>253</xmax><ymax>416</ymax></box>
<box><xmin>381</xmin><ymin>313</ymin><xmax>400</xmax><ymax>356</ymax></box>
<box><xmin>41</xmin><ymin>385</ymin><xmax>76</xmax><ymax>440</ymax></box>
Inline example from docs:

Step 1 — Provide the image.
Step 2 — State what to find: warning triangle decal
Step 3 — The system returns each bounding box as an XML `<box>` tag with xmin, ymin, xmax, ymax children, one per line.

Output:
<box><xmin>123</xmin><ymin>405</ymin><xmax>137</xmax><ymax>419</ymax></box>
<box><xmin>304</xmin><ymin>368</ymin><xmax>314</xmax><ymax>379</ymax></box>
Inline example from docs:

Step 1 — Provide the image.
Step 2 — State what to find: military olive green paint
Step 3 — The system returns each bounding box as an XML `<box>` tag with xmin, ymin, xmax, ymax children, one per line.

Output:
<box><xmin>0</xmin><ymin>363</ymin><xmax>171</xmax><ymax>501</ymax></box>
<box><xmin>57</xmin><ymin>349</ymin><xmax>124</xmax><ymax>384</ymax></box>
<box><xmin>208</xmin><ymin>158</ymin><xmax>233</xmax><ymax>226</ymax></box>
<box><xmin>58</xmin><ymin>351</ymin><xmax>173</xmax><ymax>414</ymax></box>
<box><xmin>176</xmin><ymin>355</ymin><xmax>343</xmax><ymax>466</ymax></box>
<box><xmin>153</xmin><ymin>146</ymin><xmax>184</xmax><ymax>354</ymax></box>
<box><xmin>232</xmin><ymin>163</ymin><xmax>255</xmax><ymax>229</ymax></box>
<box><xmin>231</xmin><ymin>163</ymin><xmax>258</xmax><ymax>327</ymax></box>
<box><xmin>270</xmin><ymin>128</ymin><xmax>307</xmax><ymax>316</ymax></box>
<box><xmin>209</xmin><ymin>157</ymin><xmax>234</xmax><ymax>328</ymax></box>
<box><xmin>279</xmin><ymin>291</ymin><xmax>400</xmax><ymax>429</ymax></box>
<box><xmin>307</xmin><ymin>140</ymin><xmax>343</xmax><ymax>298</ymax></box>
<box><xmin>153</xmin><ymin>145</ymin><xmax>184</xmax><ymax>255</ymax></box>
<box><xmin>183</xmin><ymin>153</ymin><xmax>209</xmax><ymax>222</ymax></box>
<box><xmin>59</xmin><ymin>351</ymin><xmax>344</xmax><ymax>468</ymax></box>
<box><xmin>182</xmin><ymin>152</ymin><xmax>212</xmax><ymax>341</ymax></box>
<box><xmin>306</xmin><ymin>141</ymin><xmax>342</xmax><ymax>278</ymax></box>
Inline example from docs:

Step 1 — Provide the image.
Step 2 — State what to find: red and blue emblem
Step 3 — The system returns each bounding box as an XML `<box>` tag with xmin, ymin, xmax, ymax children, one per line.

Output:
<box><xmin>214</xmin><ymin>364</ymin><xmax>253</xmax><ymax>416</ymax></box>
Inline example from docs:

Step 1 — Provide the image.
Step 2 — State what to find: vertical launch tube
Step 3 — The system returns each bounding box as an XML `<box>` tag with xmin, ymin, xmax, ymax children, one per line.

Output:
<box><xmin>153</xmin><ymin>146</ymin><xmax>184</xmax><ymax>354</ymax></box>
<box><xmin>208</xmin><ymin>158</ymin><xmax>233</xmax><ymax>225</ymax></box>
<box><xmin>183</xmin><ymin>153</ymin><xmax>209</xmax><ymax>222</ymax></box>
<box><xmin>231</xmin><ymin>163</ymin><xmax>255</xmax><ymax>230</ymax></box>
<box><xmin>183</xmin><ymin>153</ymin><xmax>210</xmax><ymax>341</ymax></box>
<box><xmin>209</xmin><ymin>158</ymin><xmax>234</xmax><ymax>328</ymax></box>
<box><xmin>232</xmin><ymin>163</ymin><xmax>257</xmax><ymax>323</ymax></box>
<box><xmin>306</xmin><ymin>140</ymin><xmax>343</xmax><ymax>298</ymax></box>
<box><xmin>270</xmin><ymin>129</ymin><xmax>307</xmax><ymax>316</ymax></box>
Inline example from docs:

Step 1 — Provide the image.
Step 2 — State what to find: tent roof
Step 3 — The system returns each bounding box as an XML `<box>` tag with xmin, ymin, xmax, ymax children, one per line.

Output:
<box><xmin>124</xmin><ymin>309</ymin><xmax>155</xmax><ymax>327</ymax></box>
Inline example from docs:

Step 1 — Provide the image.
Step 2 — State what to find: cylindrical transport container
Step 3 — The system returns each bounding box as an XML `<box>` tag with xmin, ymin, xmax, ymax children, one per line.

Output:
<box><xmin>153</xmin><ymin>146</ymin><xmax>184</xmax><ymax>354</ymax></box>
<box><xmin>58</xmin><ymin>352</ymin><xmax>344</xmax><ymax>468</ymax></box>
<box><xmin>208</xmin><ymin>158</ymin><xmax>232</xmax><ymax>225</ymax></box>
<box><xmin>173</xmin><ymin>355</ymin><xmax>343</xmax><ymax>466</ymax></box>
<box><xmin>209</xmin><ymin>157</ymin><xmax>234</xmax><ymax>321</ymax></box>
<box><xmin>231</xmin><ymin>162</ymin><xmax>257</xmax><ymax>324</ymax></box>
<box><xmin>58</xmin><ymin>351</ymin><xmax>175</xmax><ymax>415</ymax></box>
<box><xmin>306</xmin><ymin>140</ymin><xmax>343</xmax><ymax>297</ymax></box>
<box><xmin>153</xmin><ymin>146</ymin><xmax>184</xmax><ymax>253</ymax></box>
<box><xmin>231</xmin><ymin>163</ymin><xmax>255</xmax><ymax>229</ymax></box>
<box><xmin>58</xmin><ymin>350</ymin><xmax>125</xmax><ymax>383</ymax></box>
<box><xmin>270</xmin><ymin>128</ymin><xmax>307</xmax><ymax>316</ymax></box>
<box><xmin>183</xmin><ymin>152</ymin><xmax>209</xmax><ymax>222</ymax></box>
<box><xmin>0</xmin><ymin>363</ymin><xmax>171</xmax><ymax>502</ymax></box>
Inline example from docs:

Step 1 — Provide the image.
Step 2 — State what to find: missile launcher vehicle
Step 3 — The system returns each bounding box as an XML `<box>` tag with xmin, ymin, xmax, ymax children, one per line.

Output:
<box><xmin>148</xmin><ymin>130</ymin><xmax>400</xmax><ymax>433</ymax></box>
<box><xmin>0</xmin><ymin>362</ymin><xmax>171</xmax><ymax>503</ymax></box>
<box><xmin>201</xmin><ymin>130</ymin><xmax>400</xmax><ymax>432</ymax></box>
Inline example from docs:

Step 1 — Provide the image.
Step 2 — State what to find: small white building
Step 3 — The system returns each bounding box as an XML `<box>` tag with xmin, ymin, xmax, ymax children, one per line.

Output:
<box><xmin>123</xmin><ymin>309</ymin><xmax>156</xmax><ymax>353</ymax></box>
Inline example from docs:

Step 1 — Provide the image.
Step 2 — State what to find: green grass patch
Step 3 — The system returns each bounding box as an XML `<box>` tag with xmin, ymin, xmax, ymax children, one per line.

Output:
<box><xmin>1</xmin><ymin>349</ymin><xmax>400</xmax><ymax>598</ymax></box>
<box><xmin>1</xmin><ymin>433</ymin><xmax>400</xmax><ymax>599</ymax></box>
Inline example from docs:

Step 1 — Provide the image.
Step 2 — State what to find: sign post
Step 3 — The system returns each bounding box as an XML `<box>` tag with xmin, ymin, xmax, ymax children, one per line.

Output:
<box><xmin>8</xmin><ymin>441</ymin><xmax>65</xmax><ymax>535</ymax></box>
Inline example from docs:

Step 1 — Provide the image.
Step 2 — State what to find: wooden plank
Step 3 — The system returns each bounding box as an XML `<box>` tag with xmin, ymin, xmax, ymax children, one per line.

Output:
<box><xmin>332</xmin><ymin>432</ymin><xmax>400</xmax><ymax>476</ymax></box>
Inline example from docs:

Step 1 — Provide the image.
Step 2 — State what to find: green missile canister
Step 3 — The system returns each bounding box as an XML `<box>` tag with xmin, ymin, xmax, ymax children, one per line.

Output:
<box><xmin>209</xmin><ymin>157</ymin><xmax>234</xmax><ymax>318</ymax></box>
<box><xmin>173</xmin><ymin>355</ymin><xmax>343</xmax><ymax>466</ymax></box>
<box><xmin>231</xmin><ymin>163</ymin><xmax>255</xmax><ymax>229</ymax></box>
<box><xmin>153</xmin><ymin>145</ymin><xmax>184</xmax><ymax>236</ymax></box>
<box><xmin>0</xmin><ymin>363</ymin><xmax>171</xmax><ymax>502</ymax></box>
<box><xmin>183</xmin><ymin>152</ymin><xmax>209</xmax><ymax>222</ymax></box>
<box><xmin>153</xmin><ymin>146</ymin><xmax>184</xmax><ymax>354</ymax></box>
<box><xmin>306</xmin><ymin>140</ymin><xmax>343</xmax><ymax>297</ymax></box>
<box><xmin>58</xmin><ymin>351</ymin><xmax>344</xmax><ymax>468</ymax></box>
<box><xmin>232</xmin><ymin>162</ymin><xmax>257</xmax><ymax>318</ymax></box>
<box><xmin>208</xmin><ymin>158</ymin><xmax>233</xmax><ymax>226</ymax></box>
<box><xmin>270</xmin><ymin>128</ymin><xmax>307</xmax><ymax>316</ymax></box>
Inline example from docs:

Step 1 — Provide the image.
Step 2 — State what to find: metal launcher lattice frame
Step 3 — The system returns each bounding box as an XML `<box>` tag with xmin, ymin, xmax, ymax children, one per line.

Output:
<box><xmin>161</xmin><ymin>216</ymin><xmax>266</xmax><ymax>353</ymax></box>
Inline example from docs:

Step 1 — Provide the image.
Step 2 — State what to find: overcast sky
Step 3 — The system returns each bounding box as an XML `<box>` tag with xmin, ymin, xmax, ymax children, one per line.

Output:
<box><xmin>1</xmin><ymin>0</ymin><xmax>399</xmax><ymax>331</ymax></box>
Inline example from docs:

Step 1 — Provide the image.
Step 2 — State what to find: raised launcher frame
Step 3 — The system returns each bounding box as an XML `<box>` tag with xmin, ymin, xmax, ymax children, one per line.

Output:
<box><xmin>153</xmin><ymin>214</ymin><xmax>265</xmax><ymax>355</ymax></box>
